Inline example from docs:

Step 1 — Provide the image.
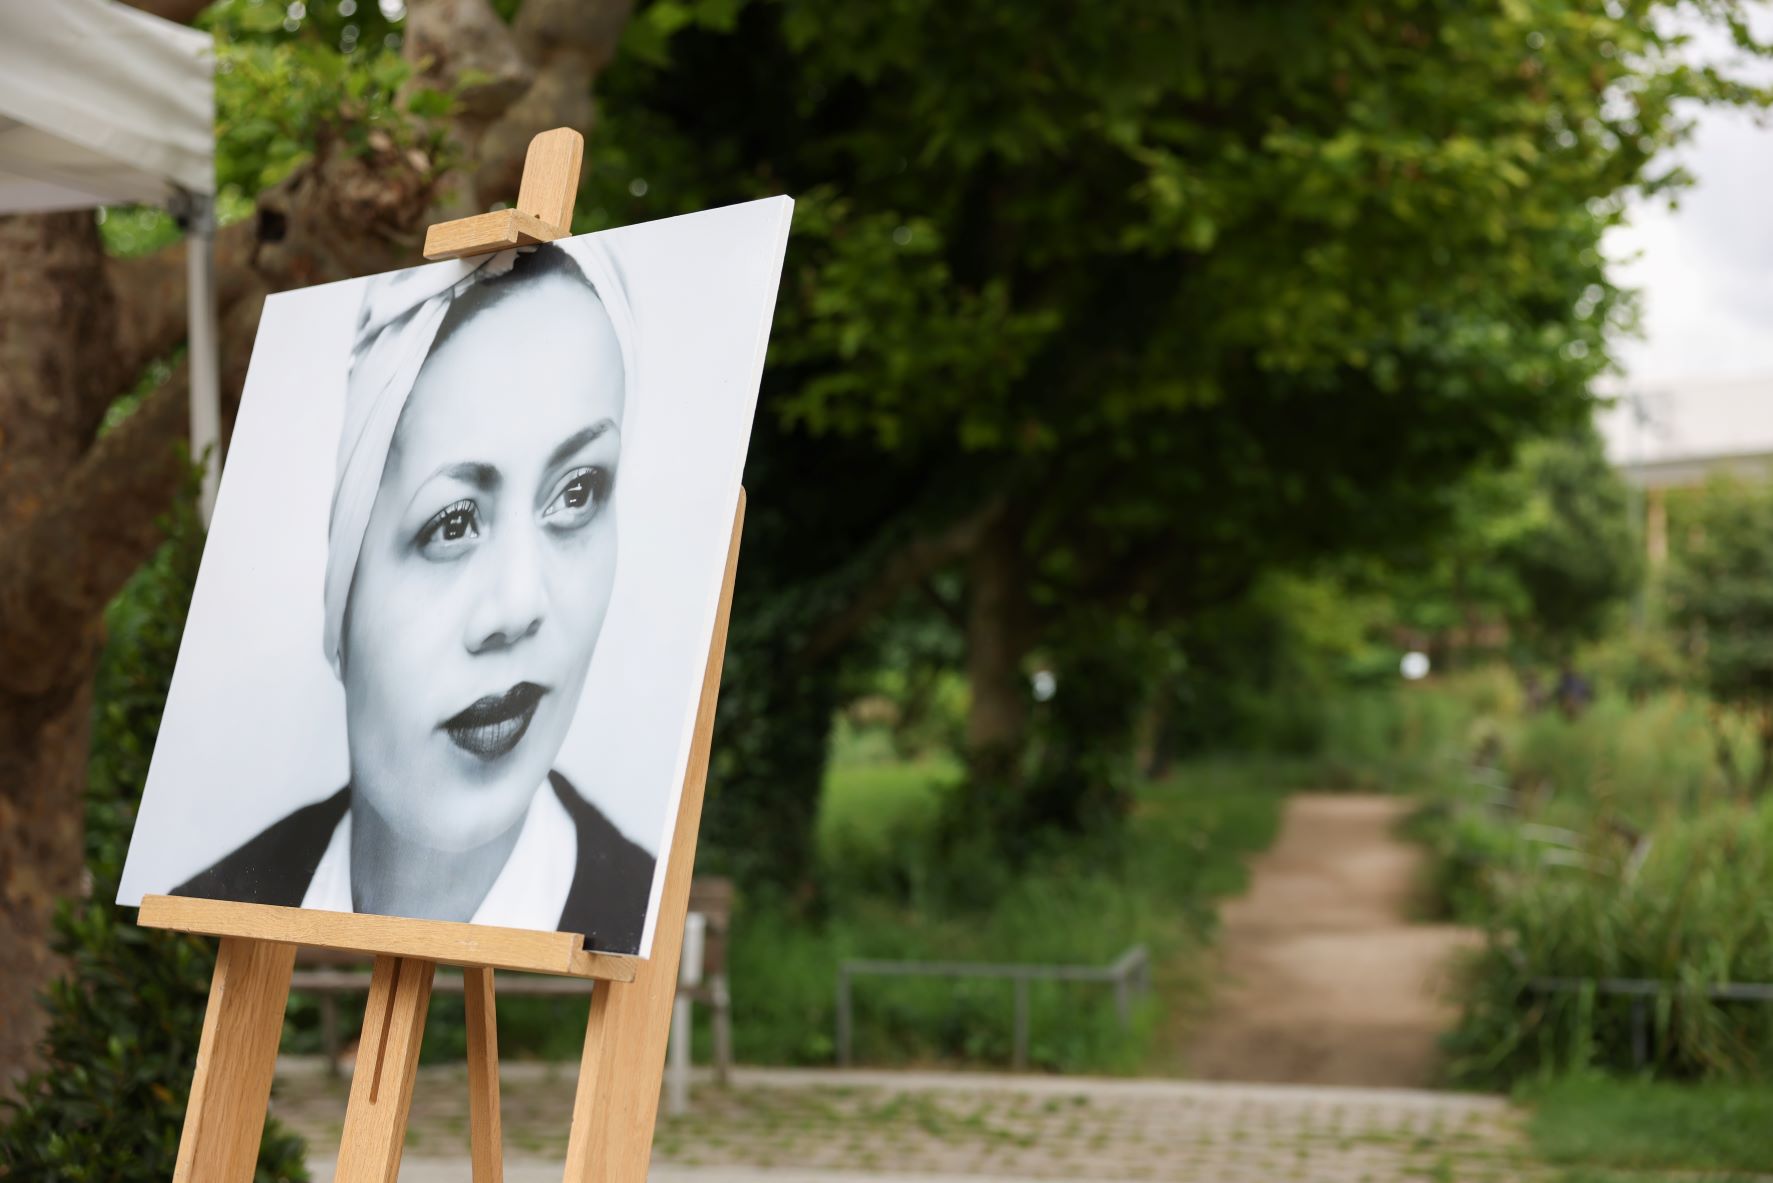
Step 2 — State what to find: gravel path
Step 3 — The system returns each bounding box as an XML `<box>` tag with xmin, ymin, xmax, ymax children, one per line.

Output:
<box><xmin>1177</xmin><ymin>793</ymin><xmax>1482</xmax><ymax>1087</ymax></box>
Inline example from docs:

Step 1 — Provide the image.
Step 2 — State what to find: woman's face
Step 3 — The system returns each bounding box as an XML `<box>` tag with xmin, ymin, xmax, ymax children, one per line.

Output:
<box><xmin>342</xmin><ymin>272</ymin><xmax>624</xmax><ymax>853</ymax></box>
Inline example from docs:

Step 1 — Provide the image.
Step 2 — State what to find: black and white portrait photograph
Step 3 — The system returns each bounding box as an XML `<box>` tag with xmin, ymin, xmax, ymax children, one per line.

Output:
<box><xmin>118</xmin><ymin>197</ymin><xmax>793</xmax><ymax>957</ymax></box>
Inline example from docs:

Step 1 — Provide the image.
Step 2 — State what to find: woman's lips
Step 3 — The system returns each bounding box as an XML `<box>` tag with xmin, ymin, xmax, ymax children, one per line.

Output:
<box><xmin>442</xmin><ymin>682</ymin><xmax>547</xmax><ymax>761</ymax></box>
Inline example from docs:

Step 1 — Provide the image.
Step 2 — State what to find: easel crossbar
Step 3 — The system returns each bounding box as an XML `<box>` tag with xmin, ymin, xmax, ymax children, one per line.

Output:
<box><xmin>139</xmin><ymin>895</ymin><xmax>637</xmax><ymax>981</ymax></box>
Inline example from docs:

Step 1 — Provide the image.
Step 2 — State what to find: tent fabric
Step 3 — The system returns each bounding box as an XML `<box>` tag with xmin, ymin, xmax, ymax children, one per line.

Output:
<box><xmin>0</xmin><ymin>0</ymin><xmax>213</xmax><ymax>212</ymax></box>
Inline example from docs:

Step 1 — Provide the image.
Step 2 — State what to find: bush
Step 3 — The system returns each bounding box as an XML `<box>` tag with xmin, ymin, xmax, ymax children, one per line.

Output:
<box><xmin>1667</xmin><ymin>477</ymin><xmax>1773</xmax><ymax>793</ymax></box>
<box><xmin>0</xmin><ymin>498</ymin><xmax>309</xmax><ymax>1182</ymax></box>
<box><xmin>1448</xmin><ymin>798</ymin><xmax>1773</xmax><ymax>1084</ymax></box>
<box><xmin>1316</xmin><ymin>681</ymin><xmax>1486</xmax><ymax>793</ymax></box>
<box><xmin>1414</xmin><ymin>685</ymin><xmax>1773</xmax><ymax>1085</ymax></box>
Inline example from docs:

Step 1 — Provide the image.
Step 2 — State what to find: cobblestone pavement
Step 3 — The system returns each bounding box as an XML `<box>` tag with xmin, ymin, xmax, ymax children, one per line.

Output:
<box><xmin>282</xmin><ymin>1061</ymin><xmax>1537</xmax><ymax>1182</ymax></box>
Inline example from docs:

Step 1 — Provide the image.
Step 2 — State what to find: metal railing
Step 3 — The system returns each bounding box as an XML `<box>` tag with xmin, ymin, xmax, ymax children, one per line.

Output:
<box><xmin>835</xmin><ymin>945</ymin><xmax>1150</xmax><ymax>1069</ymax></box>
<box><xmin>1525</xmin><ymin>975</ymin><xmax>1773</xmax><ymax>1067</ymax></box>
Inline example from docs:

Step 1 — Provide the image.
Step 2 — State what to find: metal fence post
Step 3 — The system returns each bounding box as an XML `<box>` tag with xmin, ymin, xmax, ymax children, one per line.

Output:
<box><xmin>1630</xmin><ymin>997</ymin><xmax>1648</xmax><ymax>1068</ymax></box>
<box><xmin>835</xmin><ymin>963</ymin><xmax>852</xmax><ymax>1067</ymax></box>
<box><xmin>320</xmin><ymin>993</ymin><xmax>340</xmax><ymax>1077</ymax></box>
<box><xmin>1012</xmin><ymin>976</ymin><xmax>1030</xmax><ymax>1070</ymax></box>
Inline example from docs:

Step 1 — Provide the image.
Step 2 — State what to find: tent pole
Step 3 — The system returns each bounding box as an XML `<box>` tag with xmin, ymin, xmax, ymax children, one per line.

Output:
<box><xmin>184</xmin><ymin>191</ymin><xmax>221</xmax><ymax>525</ymax></box>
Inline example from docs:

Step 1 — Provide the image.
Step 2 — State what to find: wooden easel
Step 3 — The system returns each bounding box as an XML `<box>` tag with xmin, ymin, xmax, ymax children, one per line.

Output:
<box><xmin>138</xmin><ymin>128</ymin><xmax>745</xmax><ymax>1183</ymax></box>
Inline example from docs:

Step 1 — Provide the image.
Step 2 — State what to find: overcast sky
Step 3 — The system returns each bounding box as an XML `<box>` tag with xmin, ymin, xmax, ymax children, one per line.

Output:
<box><xmin>1605</xmin><ymin>14</ymin><xmax>1773</xmax><ymax>386</ymax></box>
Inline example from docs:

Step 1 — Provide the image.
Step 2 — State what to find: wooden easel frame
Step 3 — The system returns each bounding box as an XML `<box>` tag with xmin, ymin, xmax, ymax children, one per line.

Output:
<box><xmin>138</xmin><ymin>128</ymin><xmax>745</xmax><ymax>1183</ymax></box>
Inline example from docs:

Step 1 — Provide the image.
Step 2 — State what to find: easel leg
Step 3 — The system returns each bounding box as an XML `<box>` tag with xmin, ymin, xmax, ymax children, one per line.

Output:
<box><xmin>173</xmin><ymin>936</ymin><xmax>297</xmax><ymax>1183</ymax></box>
<box><xmin>563</xmin><ymin>500</ymin><xmax>745</xmax><ymax>1181</ymax></box>
<box><xmin>562</xmin><ymin>983</ymin><xmax>617</xmax><ymax>1180</ymax></box>
<box><xmin>465</xmin><ymin>965</ymin><xmax>504</xmax><ymax>1182</ymax></box>
<box><xmin>334</xmin><ymin>954</ymin><xmax>435</xmax><ymax>1183</ymax></box>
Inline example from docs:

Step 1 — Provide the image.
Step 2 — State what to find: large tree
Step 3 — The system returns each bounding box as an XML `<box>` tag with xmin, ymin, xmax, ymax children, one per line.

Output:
<box><xmin>582</xmin><ymin>0</ymin><xmax>1769</xmax><ymax>866</ymax></box>
<box><xmin>0</xmin><ymin>0</ymin><xmax>633</xmax><ymax>1089</ymax></box>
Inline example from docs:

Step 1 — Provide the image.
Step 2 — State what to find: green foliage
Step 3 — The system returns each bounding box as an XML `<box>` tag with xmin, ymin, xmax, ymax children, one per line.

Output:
<box><xmin>1448</xmin><ymin>795</ymin><xmax>1773</xmax><ymax>1084</ymax></box>
<box><xmin>0</xmin><ymin>493</ymin><xmax>309</xmax><ymax>1180</ymax></box>
<box><xmin>1369</xmin><ymin>429</ymin><xmax>1644</xmax><ymax>665</ymax></box>
<box><xmin>1156</xmin><ymin>572</ymin><xmax>1399</xmax><ymax>762</ymax></box>
<box><xmin>1499</xmin><ymin>434</ymin><xmax>1645</xmax><ymax>653</ymax></box>
<box><xmin>1668</xmin><ymin>477</ymin><xmax>1773</xmax><ymax>791</ymax></box>
<box><xmin>1391</xmin><ymin>676</ymin><xmax>1773</xmax><ymax>1085</ymax></box>
<box><xmin>1316</xmin><ymin>671</ymin><xmax>1506</xmax><ymax>793</ymax></box>
<box><xmin>203</xmin><ymin>0</ymin><xmax>452</xmax><ymax>204</ymax></box>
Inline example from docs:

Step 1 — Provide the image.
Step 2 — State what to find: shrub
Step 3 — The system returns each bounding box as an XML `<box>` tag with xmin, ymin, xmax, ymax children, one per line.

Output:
<box><xmin>1445</xmin><ymin>795</ymin><xmax>1773</xmax><ymax>1085</ymax></box>
<box><xmin>1667</xmin><ymin>477</ymin><xmax>1773</xmax><ymax>794</ymax></box>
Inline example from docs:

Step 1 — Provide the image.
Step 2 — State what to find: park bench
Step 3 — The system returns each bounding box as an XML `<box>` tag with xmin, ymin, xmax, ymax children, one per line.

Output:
<box><xmin>291</xmin><ymin>876</ymin><xmax>734</xmax><ymax>1092</ymax></box>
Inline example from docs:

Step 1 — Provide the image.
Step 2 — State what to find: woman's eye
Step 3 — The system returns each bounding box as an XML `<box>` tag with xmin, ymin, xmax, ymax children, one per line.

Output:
<box><xmin>417</xmin><ymin>499</ymin><xmax>480</xmax><ymax>553</ymax></box>
<box><xmin>544</xmin><ymin>467</ymin><xmax>610</xmax><ymax>524</ymax></box>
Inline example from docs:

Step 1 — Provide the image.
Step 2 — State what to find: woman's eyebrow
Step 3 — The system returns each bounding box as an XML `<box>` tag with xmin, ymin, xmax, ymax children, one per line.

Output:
<box><xmin>401</xmin><ymin>461</ymin><xmax>499</xmax><ymax>519</ymax></box>
<box><xmin>545</xmin><ymin>419</ymin><xmax>617</xmax><ymax>471</ymax></box>
<box><xmin>427</xmin><ymin>461</ymin><xmax>499</xmax><ymax>491</ymax></box>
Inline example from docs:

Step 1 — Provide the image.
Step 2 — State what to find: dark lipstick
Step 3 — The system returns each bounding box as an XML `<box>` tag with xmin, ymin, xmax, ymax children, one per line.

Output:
<box><xmin>442</xmin><ymin>681</ymin><xmax>546</xmax><ymax>761</ymax></box>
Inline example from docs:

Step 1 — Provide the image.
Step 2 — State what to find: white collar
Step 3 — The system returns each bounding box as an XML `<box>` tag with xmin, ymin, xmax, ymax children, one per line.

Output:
<box><xmin>301</xmin><ymin>781</ymin><xmax>577</xmax><ymax>929</ymax></box>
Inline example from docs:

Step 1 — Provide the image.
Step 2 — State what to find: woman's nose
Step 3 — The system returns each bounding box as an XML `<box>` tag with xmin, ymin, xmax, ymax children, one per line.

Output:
<box><xmin>466</xmin><ymin>521</ymin><xmax>547</xmax><ymax>653</ymax></box>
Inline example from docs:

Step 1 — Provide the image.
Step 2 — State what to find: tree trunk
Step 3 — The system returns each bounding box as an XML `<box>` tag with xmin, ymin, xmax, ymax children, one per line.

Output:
<box><xmin>0</xmin><ymin>684</ymin><xmax>94</xmax><ymax>1094</ymax></box>
<box><xmin>964</xmin><ymin>509</ymin><xmax>1033</xmax><ymax>784</ymax></box>
<box><xmin>0</xmin><ymin>211</ymin><xmax>127</xmax><ymax>1087</ymax></box>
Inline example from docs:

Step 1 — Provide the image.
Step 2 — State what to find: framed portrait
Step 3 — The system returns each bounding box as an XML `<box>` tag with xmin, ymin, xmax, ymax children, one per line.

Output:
<box><xmin>117</xmin><ymin>196</ymin><xmax>794</xmax><ymax>958</ymax></box>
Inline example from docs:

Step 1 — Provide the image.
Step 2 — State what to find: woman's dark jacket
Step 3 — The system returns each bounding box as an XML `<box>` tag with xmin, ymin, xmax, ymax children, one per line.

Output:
<box><xmin>173</xmin><ymin>771</ymin><xmax>653</xmax><ymax>954</ymax></box>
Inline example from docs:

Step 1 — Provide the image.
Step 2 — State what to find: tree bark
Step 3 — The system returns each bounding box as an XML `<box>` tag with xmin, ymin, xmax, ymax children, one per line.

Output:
<box><xmin>0</xmin><ymin>211</ymin><xmax>127</xmax><ymax>1089</ymax></box>
<box><xmin>0</xmin><ymin>0</ymin><xmax>637</xmax><ymax>1090</ymax></box>
<box><xmin>964</xmin><ymin>508</ymin><xmax>1034</xmax><ymax>784</ymax></box>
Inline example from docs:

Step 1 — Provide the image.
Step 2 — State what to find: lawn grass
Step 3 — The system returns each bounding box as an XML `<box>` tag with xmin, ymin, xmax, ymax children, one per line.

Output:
<box><xmin>816</xmin><ymin>744</ymin><xmax>960</xmax><ymax>879</ymax></box>
<box><xmin>1524</xmin><ymin>1074</ymin><xmax>1773</xmax><ymax>1181</ymax></box>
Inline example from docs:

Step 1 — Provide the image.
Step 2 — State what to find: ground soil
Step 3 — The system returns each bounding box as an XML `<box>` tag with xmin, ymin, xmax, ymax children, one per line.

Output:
<box><xmin>1176</xmin><ymin>793</ymin><xmax>1482</xmax><ymax>1088</ymax></box>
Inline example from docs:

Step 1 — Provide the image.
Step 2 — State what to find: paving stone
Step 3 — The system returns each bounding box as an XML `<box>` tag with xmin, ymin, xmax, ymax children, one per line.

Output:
<box><xmin>281</xmin><ymin>1060</ymin><xmax>1540</xmax><ymax>1181</ymax></box>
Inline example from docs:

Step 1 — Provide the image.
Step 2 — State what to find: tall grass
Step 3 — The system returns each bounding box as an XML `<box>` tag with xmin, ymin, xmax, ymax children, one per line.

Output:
<box><xmin>1399</xmin><ymin>678</ymin><xmax>1773</xmax><ymax>1084</ymax></box>
<box><xmin>1448</xmin><ymin>797</ymin><xmax>1773</xmax><ymax>1083</ymax></box>
<box><xmin>1315</xmin><ymin>666</ymin><xmax>1513</xmax><ymax>793</ymax></box>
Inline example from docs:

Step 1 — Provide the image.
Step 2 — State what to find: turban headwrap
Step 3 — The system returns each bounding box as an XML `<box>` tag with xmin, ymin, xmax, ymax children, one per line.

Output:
<box><xmin>323</xmin><ymin>242</ymin><xmax>639</xmax><ymax>678</ymax></box>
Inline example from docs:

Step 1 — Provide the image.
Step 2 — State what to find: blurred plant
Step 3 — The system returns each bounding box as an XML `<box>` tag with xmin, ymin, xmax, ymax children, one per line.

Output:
<box><xmin>1378</xmin><ymin>429</ymin><xmax>1644</xmax><ymax>668</ymax></box>
<box><xmin>203</xmin><ymin>0</ymin><xmax>457</xmax><ymax>204</ymax></box>
<box><xmin>1447</xmin><ymin>797</ymin><xmax>1773</xmax><ymax>1085</ymax></box>
<box><xmin>1667</xmin><ymin>477</ymin><xmax>1773</xmax><ymax>795</ymax></box>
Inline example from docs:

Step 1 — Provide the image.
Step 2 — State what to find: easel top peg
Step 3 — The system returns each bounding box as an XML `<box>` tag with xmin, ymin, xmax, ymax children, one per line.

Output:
<box><xmin>422</xmin><ymin>127</ymin><xmax>585</xmax><ymax>262</ymax></box>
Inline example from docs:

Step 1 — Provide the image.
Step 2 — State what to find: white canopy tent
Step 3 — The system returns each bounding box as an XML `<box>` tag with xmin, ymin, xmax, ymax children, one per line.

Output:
<box><xmin>0</xmin><ymin>0</ymin><xmax>219</xmax><ymax>519</ymax></box>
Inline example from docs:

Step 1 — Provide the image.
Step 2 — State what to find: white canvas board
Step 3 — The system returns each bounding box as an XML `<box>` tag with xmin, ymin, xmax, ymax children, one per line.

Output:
<box><xmin>118</xmin><ymin>196</ymin><xmax>794</xmax><ymax>958</ymax></box>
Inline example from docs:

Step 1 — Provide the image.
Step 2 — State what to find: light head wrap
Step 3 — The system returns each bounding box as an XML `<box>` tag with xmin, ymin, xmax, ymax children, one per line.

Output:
<box><xmin>323</xmin><ymin>241</ymin><xmax>639</xmax><ymax>678</ymax></box>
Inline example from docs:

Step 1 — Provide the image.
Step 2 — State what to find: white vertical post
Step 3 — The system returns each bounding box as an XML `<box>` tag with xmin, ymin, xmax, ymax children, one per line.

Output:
<box><xmin>666</xmin><ymin>912</ymin><xmax>707</xmax><ymax>1117</ymax></box>
<box><xmin>183</xmin><ymin>191</ymin><xmax>220</xmax><ymax>525</ymax></box>
<box><xmin>667</xmin><ymin>996</ymin><xmax>691</xmax><ymax>1117</ymax></box>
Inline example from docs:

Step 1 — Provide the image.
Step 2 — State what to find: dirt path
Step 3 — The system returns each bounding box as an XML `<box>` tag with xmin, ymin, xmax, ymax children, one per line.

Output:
<box><xmin>1178</xmin><ymin>793</ymin><xmax>1481</xmax><ymax>1088</ymax></box>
